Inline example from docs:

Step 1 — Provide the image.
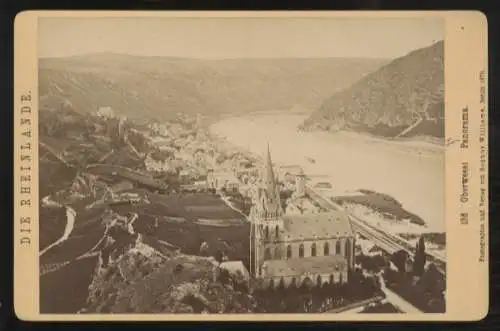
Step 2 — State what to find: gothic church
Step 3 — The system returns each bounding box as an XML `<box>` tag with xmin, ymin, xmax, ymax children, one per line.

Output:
<box><xmin>249</xmin><ymin>144</ymin><xmax>355</xmax><ymax>289</ymax></box>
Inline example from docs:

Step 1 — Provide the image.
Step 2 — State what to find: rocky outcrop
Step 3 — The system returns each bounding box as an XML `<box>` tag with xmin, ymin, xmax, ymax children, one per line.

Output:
<box><xmin>84</xmin><ymin>246</ymin><xmax>255</xmax><ymax>314</ymax></box>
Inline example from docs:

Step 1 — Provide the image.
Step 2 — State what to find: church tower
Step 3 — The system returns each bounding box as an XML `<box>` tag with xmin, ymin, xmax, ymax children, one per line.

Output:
<box><xmin>250</xmin><ymin>143</ymin><xmax>284</xmax><ymax>277</ymax></box>
<box><xmin>293</xmin><ymin>168</ymin><xmax>307</xmax><ymax>198</ymax></box>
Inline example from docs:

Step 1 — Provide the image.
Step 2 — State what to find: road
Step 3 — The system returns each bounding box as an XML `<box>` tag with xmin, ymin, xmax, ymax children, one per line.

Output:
<box><xmin>39</xmin><ymin>141</ymin><xmax>75</xmax><ymax>168</ymax></box>
<box><xmin>40</xmin><ymin>206</ymin><xmax>77</xmax><ymax>257</ymax></box>
<box><xmin>378</xmin><ymin>274</ymin><xmax>423</xmax><ymax>314</ymax></box>
<box><xmin>220</xmin><ymin>194</ymin><xmax>249</xmax><ymax>221</ymax></box>
<box><xmin>325</xmin><ymin>296</ymin><xmax>384</xmax><ymax>314</ymax></box>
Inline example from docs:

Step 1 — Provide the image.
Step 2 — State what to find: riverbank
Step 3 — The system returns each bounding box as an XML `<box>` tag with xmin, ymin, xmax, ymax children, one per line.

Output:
<box><xmin>318</xmin><ymin>130</ymin><xmax>444</xmax><ymax>157</ymax></box>
<box><xmin>210</xmin><ymin>113</ymin><xmax>445</xmax><ymax>233</ymax></box>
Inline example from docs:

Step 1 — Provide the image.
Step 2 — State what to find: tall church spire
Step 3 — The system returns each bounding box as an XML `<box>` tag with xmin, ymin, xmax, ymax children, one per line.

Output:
<box><xmin>250</xmin><ymin>141</ymin><xmax>283</xmax><ymax>219</ymax></box>
<box><xmin>264</xmin><ymin>142</ymin><xmax>277</xmax><ymax>194</ymax></box>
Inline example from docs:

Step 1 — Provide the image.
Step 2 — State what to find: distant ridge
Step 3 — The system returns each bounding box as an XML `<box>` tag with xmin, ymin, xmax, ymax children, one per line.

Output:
<box><xmin>300</xmin><ymin>41</ymin><xmax>445</xmax><ymax>139</ymax></box>
<box><xmin>41</xmin><ymin>52</ymin><xmax>389</xmax><ymax>62</ymax></box>
<box><xmin>39</xmin><ymin>54</ymin><xmax>387</xmax><ymax>121</ymax></box>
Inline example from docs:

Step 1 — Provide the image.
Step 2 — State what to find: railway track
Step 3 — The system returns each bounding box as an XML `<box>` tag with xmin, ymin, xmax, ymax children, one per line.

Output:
<box><xmin>352</xmin><ymin>213</ymin><xmax>446</xmax><ymax>273</ymax></box>
<box><xmin>305</xmin><ymin>186</ymin><xmax>446</xmax><ymax>275</ymax></box>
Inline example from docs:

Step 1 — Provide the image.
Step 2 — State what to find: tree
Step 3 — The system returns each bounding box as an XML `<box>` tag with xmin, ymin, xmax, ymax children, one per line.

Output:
<box><xmin>418</xmin><ymin>263</ymin><xmax>445</xmax><ymax>295</ymax></box>
<box><xmin>199</xmin><ymin>241</ymin><xmax>210</xmax><ymax>256</ymax></box>
<box><xmin>214</xmin><ymin>249</ymin><xmax>224</xmax><ymax>263</ymax></box>
<box><xmin>277</xmin><ymin>277</ymin><xmax>286</xmax><ymax>291</ymax></box>
<box><xmin>218</xmin><ymin>268</ymin><xmax>231</xmax><ymax>285</ymax></box>
<box><xmin>413</xmin><ymin>236</ymin><xmax>427</xmax><ymax>277</ymax></box>
<box><xmin>391</xmin><ymin>250</ymin><xmax>409</xmax><ymax>274</ymax></box>
<box><xmin>173</xmin><ymin>264</ymin><xmax>184</xmax><ymax>274</ymax></box>
<box><xmin>275</xmin><ymin>278</ymin><xmax>286</xmax><ymax>305</ymax></box>
<box><xmin>43</xmin><ymin>114</ymin><xmax>62</xmax><ymax>136</ymax></box>
<box><xmin>232</xmin><ymin>270</ymin><xmax>249</xmax><ymax>293</ymax></box>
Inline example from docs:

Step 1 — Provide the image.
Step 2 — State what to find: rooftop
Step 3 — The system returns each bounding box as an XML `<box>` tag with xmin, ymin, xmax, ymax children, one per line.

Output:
<box><xmin>281</xmin><ymin>211</ymin><xmax>354</xmax><ymax>240</ymax></box>
<box><xmin>287</xmin><ymin>195</ymin><xmax>320</xmax><ymax>213</ymax></box>
<box><xmin>208</xmin><ymin>171</ymin><xmax>239</xmax><ymax>183</ymax></box>
<box><xmin>278</xmin><ymin>165</ymin><xmax>305</xmax><ymax>177</ymax></box>
<box><xmin>262</xmin><ymin>255</ymin><xmax>347</xmax><ymax>278</ymax></box>
<box><xmin>219</xmin><ymin>261</ymin><xmax>250</xmax><ymax>279</ymax></box>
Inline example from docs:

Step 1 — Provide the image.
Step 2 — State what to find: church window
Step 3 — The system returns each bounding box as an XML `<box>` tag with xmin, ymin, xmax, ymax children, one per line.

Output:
<box><xmin>335</xmin><ymin>241</ymin><xmax>341</xmax><ymax>255</ymax></box>
<box><xmin>324</xmin><ymin>242</ymin><xmax>330</xmax><ymax>255</ymax></box>
<box><xmin>265</xmin><ymin>248</ymin><xmax>271</xmax><ymax>260</ymax></box>
<box><xmin>299</xmin><ymin>244</ymin><xmax>304</xmax><ymax>258</ymax></box>
<box><xmin>287</xmin><ymin>245</ymin><xmax>292</xmax><ymax>259</ymax></box>
<box><xmin>275</xmin><ymin>247</ymin><xmax>281</xmax><ymax>259</ymax></box>
<box><xmin>275</xmin><ymin>225</ymin><xmax>279</xmax><ymax>239</ymax></box>
<box><xmin>278</xmin><ymin>277</ymin><xmax>285</xmax><ymax>289</ymax></box>
<box><xmin>265</xmin><ymin>226</ymin><xmax>269</xmax><ymax>240</ymax></box>
<box><xmin>345</xmin><ymin>239</ymin><xmax>351</xmax><ymax>263</ymax></box>
<box><xmin>311</xmin><ymin>243</ymin><xmax>317</xmax><ymax>257</ymax></box>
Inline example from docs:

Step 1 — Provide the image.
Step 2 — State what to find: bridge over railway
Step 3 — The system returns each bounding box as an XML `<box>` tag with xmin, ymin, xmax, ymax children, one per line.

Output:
<box><xmin>305</xmin><ymin>186</ymin><xmax>446</xmax><ymax>275</ymax></box>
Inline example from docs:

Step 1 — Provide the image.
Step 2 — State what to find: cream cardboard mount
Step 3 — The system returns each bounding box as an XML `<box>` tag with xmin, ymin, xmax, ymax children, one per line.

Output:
<box><xmin>13</xmin><ymin>10</ymin><xmax>488</xmax><ymax>321</ymax></box>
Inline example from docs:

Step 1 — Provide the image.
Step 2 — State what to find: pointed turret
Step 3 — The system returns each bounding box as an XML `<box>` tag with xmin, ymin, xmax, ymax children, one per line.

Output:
<box><xmin>258</xmin><ymin>142</ymin><xmax>282</xmax><ymax>215</ymax></box>
<box><xmin>264</xmin><ymin>142</ymin><xmax>277</xmax><ymax>195</ymax></box>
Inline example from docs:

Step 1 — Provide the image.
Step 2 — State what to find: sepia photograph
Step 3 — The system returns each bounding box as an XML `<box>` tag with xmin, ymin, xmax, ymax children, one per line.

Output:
<box><xmin>35</xmin><ymin>16</ymin><xmax>447</xmax><ymax>315</ymax></box>
<box><xmin>12</xmin><ymin>11</ymin><xmax>489</xmax><ymax>321</ymax></box>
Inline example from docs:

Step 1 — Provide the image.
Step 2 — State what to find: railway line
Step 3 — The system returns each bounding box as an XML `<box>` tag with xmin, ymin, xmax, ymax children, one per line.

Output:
<box><xmin>305</xmin><ymin>186</ymin><xmax>446</xmax><ymax>275</ymax></box>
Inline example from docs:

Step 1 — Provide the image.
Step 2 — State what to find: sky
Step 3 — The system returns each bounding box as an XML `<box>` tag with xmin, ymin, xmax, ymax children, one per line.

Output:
<box><xmin>38</xmin><ymin>16</ymin><xmax>443</xmax><ymax>60</ymax></box>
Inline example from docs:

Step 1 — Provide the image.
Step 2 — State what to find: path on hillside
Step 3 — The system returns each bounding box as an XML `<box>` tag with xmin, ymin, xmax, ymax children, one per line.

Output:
<box><xmin>220</xmin><ymin>194</ymin><xmax>250</xmax><ymax>221</ymax></box>
<box><xmin>41</xmin><ymin>212</ymin><xmax>141</xmax><ymax>277</ymax></box>
<box><xmin>39</xmin><ymin>141</ymin><xmax>75</xmax><ymax>168</ymax></box>
<box><xmin>395</xmin><ymin>116</ymin><xmax>423</xmax><ymax>139</ymax></box>
<box><xmin>40</xmin><ymin>206</ymin><xmax>77</xmax><ymax>257</ymax></box>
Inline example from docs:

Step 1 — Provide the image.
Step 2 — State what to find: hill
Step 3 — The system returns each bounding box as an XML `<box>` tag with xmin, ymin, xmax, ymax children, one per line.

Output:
<box><xmin>38</xmin><ymin>108</ymin><xmax>256</xmax><ymax>313</ymax></box>
<box><xmin>39</xmin><ymin>54</ymin><xmax>386</xmax><ymax>121</ymax></box>
<box><xmin>300</xmin><ymin>41</ymin><xmax>445</xmax><ymax>139</ymax></box>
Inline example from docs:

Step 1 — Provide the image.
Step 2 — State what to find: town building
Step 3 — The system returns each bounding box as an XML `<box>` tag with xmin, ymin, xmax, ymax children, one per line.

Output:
<box><xmin>144</xmin><ymin>154</ymin><xmax>176</xmax><ymax>174</ymax></box>
<box><xmin>110</xmin><ymin>180</ymin><xmax>135</xmax><ymax>193</ymax></box>
<box><xmin>249</xmin><ymin>144</ymin><xmax>355</xmax><ymax>289</ymax></box>
<box><xmin>180</xmin><ymin>180</ymin><xmax>208</xmax><ymax>192</ymax></box>
<box><xmin>234</xmin><ymin>165</ymin><xmax>260</xmax><ymax>180</ymax></box>
<box><xmin>285</xmin><ymin>196</ymin><xmax>324</xmax><ymax>215</ymax></box>
<box><xmin>206</xmin><ymin>170</ymin><xmax>240</xmax><ymax>193</ymax></box>
<box><xmin>278</xmin><ymin>165</ymin><xmax>305</xmax><ymax>184</ymax></box>
<box><xmin>284</xmin><ymin>170</ymin><xmax>329</xmax><ymax>215</ymax></box>
<box><xmin>95</xmin><ymin>106</ymin><xmax>115</xmax><ymax>119</ymax></box>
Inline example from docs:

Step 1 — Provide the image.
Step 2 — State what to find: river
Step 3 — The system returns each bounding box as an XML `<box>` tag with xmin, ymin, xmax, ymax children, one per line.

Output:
<box><xmin>210</xmin><ymin>113</ymin><xmax>445</xmax><ymax>233</ymax></box>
